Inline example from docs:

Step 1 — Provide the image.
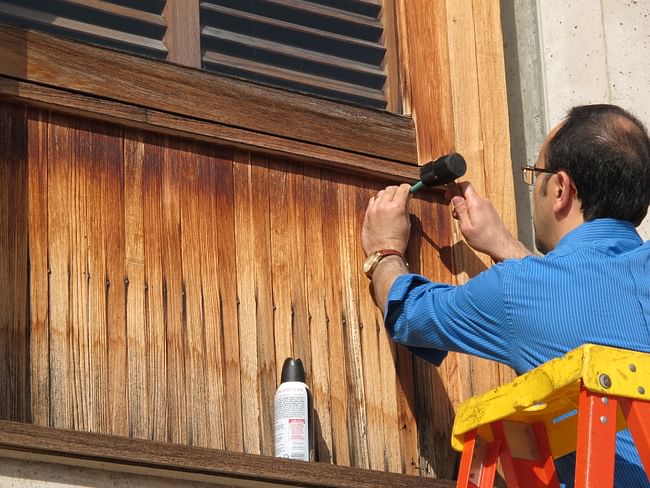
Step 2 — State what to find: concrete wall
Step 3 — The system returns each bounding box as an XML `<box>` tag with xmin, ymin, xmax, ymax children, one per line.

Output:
<box><xmin>503</xmin><ymin>0</ymin><xmax>650</xmax><ymax>244</ymax></box>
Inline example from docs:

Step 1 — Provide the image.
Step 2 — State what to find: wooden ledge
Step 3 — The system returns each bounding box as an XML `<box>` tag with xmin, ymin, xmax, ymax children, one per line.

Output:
<box><xmin>0</xmin><ymin>421</ymin><xmax>455</xmax><ymax>488</ymax></box>
<box><xmin>0</xmin><ymin>24</ymin><xmax>418</xmax><ymax>168</ymax></box>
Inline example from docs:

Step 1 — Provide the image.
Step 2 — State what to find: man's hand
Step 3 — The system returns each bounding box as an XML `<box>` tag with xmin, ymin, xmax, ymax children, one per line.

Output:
<box><xmin>362</xmin><ymin>184</ymin><xmax>412</xmax><ymax>312</ymax></box>
<box><xmin>362</xmin><ymin>184</ymin><xmax>412</xmax><ymax>256</ymax></box>
<box><xmin>449</xmin><ymin>182</ymin><xmax>533</xmax><ymax>261</ymax></box>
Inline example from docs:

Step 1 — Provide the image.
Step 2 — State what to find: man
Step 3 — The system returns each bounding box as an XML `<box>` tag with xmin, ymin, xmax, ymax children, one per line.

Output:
<box><xmin>361</xmin><ymin>104</ymin><xmax>650</xmax><ymax>487</ymax></box>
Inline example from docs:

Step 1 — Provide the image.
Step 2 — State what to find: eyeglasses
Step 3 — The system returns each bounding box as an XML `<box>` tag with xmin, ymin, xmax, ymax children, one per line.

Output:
<box><xmin>521</xmin><ymin>165</ymin><xmax>558</xmax><ymax>186</ymax></box>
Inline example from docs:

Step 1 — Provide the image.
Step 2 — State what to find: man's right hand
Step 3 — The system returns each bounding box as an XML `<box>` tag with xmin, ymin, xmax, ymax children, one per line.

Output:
<box><xmin>449</xmin><ymin>182</ymin><xmax>533</xmax><ymax>262</ymax></box>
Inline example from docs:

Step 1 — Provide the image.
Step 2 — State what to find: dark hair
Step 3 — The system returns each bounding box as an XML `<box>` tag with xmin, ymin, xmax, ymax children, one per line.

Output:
<box><xmin>545</xmin><ymin>104</ymin><xmax>650</xmax><ymax>225</ymax></box>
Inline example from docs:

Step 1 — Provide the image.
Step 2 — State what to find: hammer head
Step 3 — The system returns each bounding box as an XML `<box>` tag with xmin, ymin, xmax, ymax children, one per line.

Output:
<box><xmin>410</xmin><ymin>153</ymin><xmax>467</xmax><ymax>193</ymax></box>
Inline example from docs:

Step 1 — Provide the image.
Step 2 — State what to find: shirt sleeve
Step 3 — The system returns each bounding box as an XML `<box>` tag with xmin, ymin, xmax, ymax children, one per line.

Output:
<box><xmin>384</xmin><ymin>265</ymin><xmax>514</xmax><ymax>367</ymax></box>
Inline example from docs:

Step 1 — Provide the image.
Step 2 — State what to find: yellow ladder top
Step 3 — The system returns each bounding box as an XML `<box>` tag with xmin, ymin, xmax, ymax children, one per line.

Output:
<box><xmin>452</xmin><ymin>344</ymin><xmax>650</xmax><ymax>458</ymax></box>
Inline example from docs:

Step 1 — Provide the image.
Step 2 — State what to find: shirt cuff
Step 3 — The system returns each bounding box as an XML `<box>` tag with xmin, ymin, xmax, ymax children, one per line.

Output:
<box><xmin>384</xmin><ymin>274</ymin><xmax>449</xmax><ymax>367</ymax></box>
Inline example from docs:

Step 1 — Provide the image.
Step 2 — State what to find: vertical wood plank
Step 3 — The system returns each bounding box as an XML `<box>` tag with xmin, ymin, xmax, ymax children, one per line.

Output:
<box><xmin>179</xmin><ymin>141</ymin><xmax>210</xmax><ymax>447</ymax></box>
<box><xmin>162</xmin><ymin>140</ymin><xmax>188</xmax><ymax>444</ymax></box>
<box><xmin>303</xmin><ymin>165</ymin><xmax>333</xmax><ymax>463</ymax></box>
<box><xmin>269</xmin><ymin>161</ymin><xmax>294</xmax><ymax>377</ymax></box>
<box><xmin>396</xmin><ymin>0</ymin><xmax>455</xmax><ymax>161</ymax></box>
<box><xmin>213</xmin><ymin>148</ymin><xmax>243</xmax><ymax>452</ymax></box>
<box><xmin>413</xmin><ymin>193</ymin><xmax>460</xmax><ymax>478</ymax></box>
<box><xmin>320</xmin><ymin>171</ymin><xmax>351</xmax><ymax>466</ymax></box>
<box><xmin>233</xmin><ymin>151</ymin><xmax>262</xmax><ymax>454</ymax></box>
<box><xmin>356</xmin><ymin>181</ymin><xmax>404</xmax><ymax>474</ymax></box>
<box><xmin>0</xmin><ymin>103</ymin><xmax>30</xmax><ymax>422</ymax></box>
<box><xmin>98</xmin><ymin>122</ymin><xmax>128</xmax><ymax>436</ymax></box>
<box><xmin>163</xmin><ymin>0</ymin><xmax>201</xmax><ymax>68</ymax></box>
<box><xmin>124</xmin><ymin>132</ymin><xmax>149</xmax><ymax>439</ymax></box>
<box><xmin>70</xmin><ymin>119</ymin><xmax>91</xmax><ymax>432</ymax></box>
<box><xmin>353</xmin><ymin>180</ymin><xmax>384</xmax><ymax>472</ymax></box>
<box><xmin>47</xmin><ymin>113</ymin><xmax>73</xmax><ymax>430</ymax></box>
<box><xmin>196</xmin><ymin>145</ymin><xmax>226</xmax><ymax>450</ymax></box>
<box><xmin>251</xmin><ymin>154</ymin><xmax>275</xmax><ymax>457</ymax></box>
<box><xmin>339</xmin><ymin>175</ymin><xmax>369</xmax><ymax>469</ymax></box>
<box><xmin>142</xmin><ymin>133</ymin><xmax>168</xmax><ymax>441</ymax></box>
<box><xmin>86</xmin><ymin>118</ymin><xmax>108</xmax><ymax>434</ymax></box>
<box><xmin>269</xmin><ymin>160</ymin><xmax>311</xmax><ymax>380</ymax></box>
<box><xmin>27</xmin><ymin>108</ymin><xmax>50</xmax><ymax>427</ymax></box>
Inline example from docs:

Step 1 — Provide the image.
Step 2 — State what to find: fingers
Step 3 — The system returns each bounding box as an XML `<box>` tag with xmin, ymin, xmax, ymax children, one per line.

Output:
<box><xmin>372</xmin><ymin>184</ymin><xmax>410</xmax><ymax>203</ymax></box>
<box><xmin>458</xmin><ymin>181</ymin><xmax>479</xmax><ymax>202</ymax></box>
<box><xmin>451</xmin><ymin>195</ymin><xmax>470</xmax><ymax>226</ymax></box>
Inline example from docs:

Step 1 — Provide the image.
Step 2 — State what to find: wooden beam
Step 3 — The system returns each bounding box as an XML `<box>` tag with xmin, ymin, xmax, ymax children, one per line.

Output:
<box><xmin>0</xmin><ymin>420</ymin><xmax>455</xmax><ymax>488</ymax></box>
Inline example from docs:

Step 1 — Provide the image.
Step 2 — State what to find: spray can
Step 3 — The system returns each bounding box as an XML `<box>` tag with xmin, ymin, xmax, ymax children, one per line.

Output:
<box><xmin>274</xmin><ymin>358</ymin><xmax>314</xmax><ymax>461</ymax></box>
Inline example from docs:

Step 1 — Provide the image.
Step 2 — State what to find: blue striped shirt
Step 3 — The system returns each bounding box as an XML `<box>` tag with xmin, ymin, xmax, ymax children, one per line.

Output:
<box><xmin>385</xmin><ymin>218</ymin><xmax>650</xmax><ymax>487</ymax></box>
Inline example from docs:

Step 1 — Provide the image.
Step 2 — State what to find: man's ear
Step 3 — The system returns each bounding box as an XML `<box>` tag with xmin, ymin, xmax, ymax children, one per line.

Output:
<box><xmin>552</xmin><ymin>170</ymin><xmax>575</xmax><ymax>213</ymax></box>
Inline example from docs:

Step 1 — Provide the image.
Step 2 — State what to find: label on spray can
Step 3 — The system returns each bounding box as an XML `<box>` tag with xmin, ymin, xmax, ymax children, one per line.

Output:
<box><xmin>274</xmin><ymin>382</ymin><xmax>309</xmax><ymax>460</ymax></box>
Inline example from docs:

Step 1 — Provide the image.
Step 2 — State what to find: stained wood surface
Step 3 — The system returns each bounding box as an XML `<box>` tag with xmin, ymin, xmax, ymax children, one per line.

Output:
<box><xmin>0</xmin><ymin>24</ymin><xmax>417</xmax><ymax>164</ymax></box>
<box><xmin>0</xmin><ymin>420</ymin><xmax>456</xmax><ymax>488</ymax></box>
<box><xmin>0</xmin><ymin>102</ymin><xmax>460</xmax><ymax>477</ymax></box>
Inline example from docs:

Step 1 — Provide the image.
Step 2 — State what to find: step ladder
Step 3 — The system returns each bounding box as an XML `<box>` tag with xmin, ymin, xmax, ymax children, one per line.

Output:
<box><xmin>452</xmin><ymin>344</ymin><xmax>650</xmax><ymax>487</ymax></box>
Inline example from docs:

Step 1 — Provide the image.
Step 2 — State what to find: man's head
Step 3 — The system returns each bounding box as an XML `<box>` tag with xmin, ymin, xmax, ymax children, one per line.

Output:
<box><xmin>533</xmin><ymin>104</ymin><xmax>650</xmax><ymax>253</ymax></box>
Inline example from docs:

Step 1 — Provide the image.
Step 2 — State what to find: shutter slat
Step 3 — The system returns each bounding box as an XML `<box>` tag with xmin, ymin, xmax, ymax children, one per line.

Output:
<box><xmin>202</xmin><ymin>49</ymin><xmax>386</xmax><ymax>104</ymax></box>
<box><xmin>201</xmin><ymin>25</ymin><xmax>385</xmax><ymax>79</ymax></box>
<box><xmin>58</xmin><ymin>0</ymin><xmax>165</xmax><ymax>28</ymax></box>
<box><xmin>200</xmin><ymin>0</ymin><xmax>388</xmax><ymax>108</ymax></box>
<box><xmin>261</xmin><ymin>0</ymin><xmax>382</xmax><ymax>30</ymax></box>
<box><xmin>0</xmin><ymin>1</ymin><xmax>167</xmax><ymax>54</ymax></box>
<box><xmin>200</xmin><ymin>3</ymin><xmax>384</xmax><ymax>53</ymax></box>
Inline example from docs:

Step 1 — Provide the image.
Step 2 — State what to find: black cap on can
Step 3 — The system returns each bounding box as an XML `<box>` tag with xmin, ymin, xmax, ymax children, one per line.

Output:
<box><xmin>280</xmin><ymin>358</ymin><xmax>306</xmax><ymax>383</ymax></box>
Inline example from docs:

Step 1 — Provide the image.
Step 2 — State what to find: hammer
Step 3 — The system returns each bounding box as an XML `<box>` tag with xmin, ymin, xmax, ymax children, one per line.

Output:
<box><xmin>410</xmin><ymin>153</ymin><xmax>467</xmax><ymax>193</ymax></box>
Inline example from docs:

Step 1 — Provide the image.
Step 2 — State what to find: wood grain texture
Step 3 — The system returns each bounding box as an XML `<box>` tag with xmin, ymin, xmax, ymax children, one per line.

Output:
<box><xmin>302</xmin><ymin>165</ymin><xmax>334</xmax><ymax>462</ymax></box>
<box><xmin>0</xmin><ymin>25</ymin><xmax>417</xmax><ymax>163</ymax></box>
<box><xmin>233</xmin><ymin>150</ymin><xmax>262</xmax><ymax>454</ymax></box>
<box><xmin>141</xmin><ymin>132</ymin><xmax>169</xmax><ymax>442</ymax></box>
<box><xmin>162</xmin><ymin>140</ymin><xmax>188</xmax><ymax>444</ymax></box>
<box><xmin>27</xmin><ymin>108</ymin><xmax>49</xmax><ymax>427</ymax></box>
<box><xmin>46</xmin><ymin>112</ymin><xmax>74</xmax><ymax>430</ymax></box>
<box><xmin>124</xmin><ymin>133</ymin><xmax>149</xmax><ymax>439</ymax></box>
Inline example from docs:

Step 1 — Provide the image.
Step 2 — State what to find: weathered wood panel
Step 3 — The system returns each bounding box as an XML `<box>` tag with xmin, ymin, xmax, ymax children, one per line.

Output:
<box><xmin>0</xmin><ymin>102</ymin><xmax>461</xmax><ymax>477</ymax></box>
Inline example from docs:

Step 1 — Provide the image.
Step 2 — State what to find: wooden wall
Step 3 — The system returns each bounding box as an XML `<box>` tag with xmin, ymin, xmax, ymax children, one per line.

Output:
<box><xmin>0</xmin><ymin>102</ymin><xmax>461</xmax><ymax>478</ymax></box>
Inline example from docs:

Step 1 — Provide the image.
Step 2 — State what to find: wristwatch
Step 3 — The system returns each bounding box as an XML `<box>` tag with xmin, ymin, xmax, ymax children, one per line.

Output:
<box><xmin>363</xmin><ymin>249</ymin><xmax>405</xmax><ymax>279</ymax></box>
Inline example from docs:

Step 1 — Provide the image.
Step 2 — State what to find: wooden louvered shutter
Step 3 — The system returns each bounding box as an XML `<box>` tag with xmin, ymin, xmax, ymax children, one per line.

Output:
<box><xmin>0</xmin><ymin>0</ymin><xmax>394</xmax><ymax>110</ymax></box>
<box><xmin>199</xmin><ymin>0</ymin><xmax>388</xmax><ymax>109</ymax></box>
<box><xmin>0</xmin><ymin>0</ymin><xmax>167</xmax><ymax>59</ymax></box>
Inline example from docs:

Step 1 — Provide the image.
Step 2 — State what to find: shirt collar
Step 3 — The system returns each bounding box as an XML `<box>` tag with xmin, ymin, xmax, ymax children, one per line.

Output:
<box><xmin>555</xmin><ymin>218</ymin><xmax>643</xmax><ymax>252</ymax></box>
